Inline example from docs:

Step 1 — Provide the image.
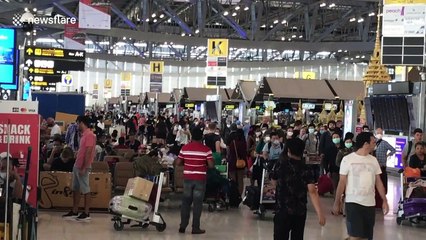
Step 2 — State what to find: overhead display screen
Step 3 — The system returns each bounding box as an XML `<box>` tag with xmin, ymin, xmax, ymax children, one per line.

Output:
<box><xmin>0</xmin><ymin>28</ymin><xmax>17</xmax><ymax>90</ymax></box>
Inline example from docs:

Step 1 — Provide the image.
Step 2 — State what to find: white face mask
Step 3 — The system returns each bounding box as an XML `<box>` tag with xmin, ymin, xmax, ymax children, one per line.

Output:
<box><xmin>264</xmin><ymin>136</ymin><xmax>271</xmax><ymax>142</ymax></box>
<box><xmin>215</xmin><ymin>132</ymin><xmax>220</xmax><ymax>135</ymax></box>
<box><xmin>308</xmin><ymin>128</ymin><xmax>315</xmax><ymax>134</ymax></box>
<box><xmin>376</xmin><ymin>134</ymin><xmax>383</xmax><ymax>140</ymax></box>
<box><xmin>273</xmin><ymin>140</ymin><xmax>280</xmax><ymax>145</ymax></box>
<box><xmin>287</xmin><ymin>132</ymin><xmax>293</xmax><ymax>137</ymax></box>
<box><xmin>255</xmin><ymin>132</ymin><xmax>262</xmax><ymax>137</ymax></box>
<box><xmin>262</xmin><ymin>130</ymin><xmax>266</xmax><ymax>134</ymax></box>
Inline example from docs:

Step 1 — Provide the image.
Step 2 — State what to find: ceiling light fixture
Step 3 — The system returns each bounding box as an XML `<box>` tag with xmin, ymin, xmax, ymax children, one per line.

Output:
<box><xmin>153</xmin><ymin>19</ymin><xmax>158</xmax><ymax>23</ymax></box>
<box><xmin>338</xmin><ymin>49</ymin><xmax>342</xmax><ymax>52</ymax></box>
<box><xmin>181</xmin><ymin>33</ymin><xmax>185</xmax><ymax>36</ymax></box>
<box><xmin>299</xmin><ymin>35</ymin><xmax>303</xmax><ymax>38</ymax></box>
<box><xmin>281</xmin><ymin>37</ymin><xmax>285</xmax><ymax>41</ymax></box>
<box><xmin>292</xmin><ymin>35</ymin><xmax>296</xmax><ymax>38</ymax></box>
<box><xmin>223</xmin><ymin>11</ymin><xmax>229</xmax><ymax>16</ymax></box>
<box><xmin>349</xmin><ymin>17</ymin><xmax>356</xmax><ymax>22</ymax></box>
<box><xmin>159</xmin><ymin>14</ymin><xmax>165</xmax><ymax>18</ymax></box>
<box><xmin>320</xmin><ymin>2</ymin><xmax>326</xmax><ymax>7</ymax></box>
<box><xmin>244</xmin><ymin>6</ymin><xmax>249</xmax><ymax>11</ymax></box>
<box><xmin>273</xmin><ymin>19</ymin><xmax>279</xmax><ymax>24</ymax></box>
<box><xmin>235</xmin><ymin>6</ymin><xmax>240</xmax><ymax>10</ymax></box>
<box><xmin>232</xmin><ymin>12</ymin><xmax>237</xmax><ymax>17</ymax></box>
<box><xmin>369</xmin><ymin>12</ymin><xmax>375</xmax><ymax>16</ymax></box>
<box><xmin>151</xmin><ymin>13</ymin><xmax>156</xmax><ymax>18</ymax></box>
<box><xmin>357</xmin><ymin>18</ymin><xmax>364</xmax><ymax>23</ymax></box>
<box><xmin>329</xmin><ymin>3</ymin><xmax>336</xmax><ymax>8</ymax></box>
<box><xmin>195</xmin><ymin>29</ymin><xmax>200</xmax><ymax>34</ymax></box>
<box><xmin>261</xmin><ymin>24</ymin><xmax>266</xmax><ymax>28</ymax></box>
<box><xmin>281</xmin><ymin>19</ymin><xmax>287</xmax><ymax>24</ymax></box>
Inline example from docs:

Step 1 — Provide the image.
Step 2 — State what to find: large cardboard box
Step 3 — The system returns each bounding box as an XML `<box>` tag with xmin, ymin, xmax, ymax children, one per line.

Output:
<box><xmin>124</xmin><ymin>177</ymin><xmax>153</xmax><ymax>202</ymax></box>
<box><xmin>39</xmin><ymin>171</ymin><xmax>112</xmax><ymax>209</ymax></box>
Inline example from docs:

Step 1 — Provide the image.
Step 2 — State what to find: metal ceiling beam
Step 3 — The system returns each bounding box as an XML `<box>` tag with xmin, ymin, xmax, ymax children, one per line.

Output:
<box><xmin>262</xmin><ymin>2</ymin><xmax>320</xmax><ymax>41</ymax></box>
<box><xmin>311</xmin><ymin>9</ymin><xmax>354</xmax><ymax>43</ymax></box>
<box><xmin>86</xmin><ymin>52</ymin><xmax>339</xmax><ymax>68</ymax></box>
<box><xmin>153</xmin><ymin>3</ymin><xmax>194</xmax><ymax>29</ymax></box>
<box><xmin>111</xmin><ymin>0</ymin><xmax>139</xmax><ymax>27</ymax></box>
<box><xmin>362</xmin><ymin>16</ymin><xmax>371</xmax><ymax>42</ymax></box>
<box><xmin>153</xmin><ymin>0</ymin><xmax>193</xmax><ymax>35</ymax></box>
<box><xmin>197</xmin><ymin>0</ymin><xmax>205</xmax><ymax>35</ymax></box>
<box><xmin>44</xmin><ymin>24</ymin><xmax>375</xmax><ymax>52</ymax></box>
<box><xmin>111</xmin><ymin>3</ymin><xmax>137</xmax><ymax>30</ymax></box>
<box><xmin>142</xmin><ymin>0</ymin><xmax>149</xmax><ymax>32</ymax></box>
<box><xmin>168</xmin><ymin>45</ymin><xmax>184</xmax><ymax>60</ymax></box>
<box><xmin>210</xmin><ymin>0</ymin><xmax>248</xmax><ymax>39</ymax></box>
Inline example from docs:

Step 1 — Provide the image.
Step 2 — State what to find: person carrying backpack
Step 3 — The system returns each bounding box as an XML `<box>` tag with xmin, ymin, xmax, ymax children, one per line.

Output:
<box><xmin>262</xmin><ymin>132</ymin><xmax>284</xmax><ymax>163</ymax></box>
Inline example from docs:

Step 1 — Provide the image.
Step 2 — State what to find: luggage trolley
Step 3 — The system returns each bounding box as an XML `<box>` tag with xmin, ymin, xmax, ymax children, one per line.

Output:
<box><xmin>205</xmin><ymin>163</ymin><xmax>229</xmax><ymax>212</ymax></box>
<box><xmin>110</xmin><ymin>172</ymin><xmax>167</xmax><ymax>232</ymax></box>
<box><xmin>396</xmin><ymin>169</ymin><xmax>426</xmax><ymax>226</ymax></box>
<box><xmin>256</xmin><ymin>168</ymin><xmax>276</xmax><ymax>219</ymax></box>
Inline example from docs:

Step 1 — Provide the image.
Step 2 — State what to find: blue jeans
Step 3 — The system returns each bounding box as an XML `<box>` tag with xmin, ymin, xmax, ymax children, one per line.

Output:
<box><xmin>180</xmin><ymin>180</ymin><xmax>206</xmax><ymax>230</ymax></box>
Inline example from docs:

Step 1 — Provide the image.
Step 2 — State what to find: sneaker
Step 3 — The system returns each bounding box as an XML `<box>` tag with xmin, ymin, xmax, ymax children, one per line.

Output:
<box><xmin>75</xmin><ymin>212</ymin><xmax>91</xmax><ymax>222</ymax></box>
<box><xmin>62</xmin><ymin>211</ymin><xmax>78</xmax><ymax>219</ymax></box>
<box><xmin>191</xmin><ymin>229</ymin><xmax>206</xmax><ymax>234</ymax></box>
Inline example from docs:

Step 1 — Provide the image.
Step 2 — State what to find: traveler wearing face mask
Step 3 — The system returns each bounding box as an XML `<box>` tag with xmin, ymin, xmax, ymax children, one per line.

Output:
<box><xmin>319</xmin><ymin>121</ymin><xmax>337</xmax><ymax>175</ymax></box>
<box><xmin>329</xmin><ymin>133</ymin><xmax>342</xmax><ymax>192</ymax></box>
<box><xmin>305</xmin><ymin>124</ymin><xmax>319</xmax><ymax>155</ymax></box>
<box><xmin>251</xmin><ymin>130</ymin><xmax>265</xmax><ymax>186</ymax></box>
<box><xmin>263</xmin><ymin>132</ymin><xmax>284</xmax><ymax>163</ymax></box>
<box><xmin>373</xmin><ymin>128</ymin><xmax>395</xmax><ymax>193</ymax></box>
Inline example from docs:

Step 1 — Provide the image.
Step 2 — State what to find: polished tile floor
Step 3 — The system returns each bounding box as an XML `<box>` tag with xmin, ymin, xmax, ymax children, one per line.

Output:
<box><xmin>38</xmin><ymin>176</ymin><xmax>425</xmax><ymax>240</ymax></box>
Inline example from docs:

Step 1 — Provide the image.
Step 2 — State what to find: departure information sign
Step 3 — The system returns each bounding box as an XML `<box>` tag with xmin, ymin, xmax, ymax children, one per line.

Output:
<box><xmin>24</xmin><ymin>47</ymin><xmax>85</xmax><ymax>90</ymax></box>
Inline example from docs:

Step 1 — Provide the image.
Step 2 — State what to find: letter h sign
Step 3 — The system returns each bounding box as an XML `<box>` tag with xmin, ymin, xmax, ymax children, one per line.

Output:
<box><xmin>150</xmin><ymin>61</ymin><xmax>164</xmax><ymax>74</ymax></box>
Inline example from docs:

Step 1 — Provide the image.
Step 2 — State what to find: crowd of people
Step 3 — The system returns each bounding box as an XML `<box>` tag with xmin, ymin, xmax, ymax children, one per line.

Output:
<box><xmin>31</xmin><ymin>109</ymin><xmax>426</xmax><ymax>239</ymax></box>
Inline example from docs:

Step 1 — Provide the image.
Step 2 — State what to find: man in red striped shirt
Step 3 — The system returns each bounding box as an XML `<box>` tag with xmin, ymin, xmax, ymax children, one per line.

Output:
<box><xmin>176</xmin><ymin>128</ymin><xmax>214</xmax><ymax>235</ymax></box>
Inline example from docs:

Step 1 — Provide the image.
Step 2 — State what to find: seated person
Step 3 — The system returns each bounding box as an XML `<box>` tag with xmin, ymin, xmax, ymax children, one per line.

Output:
<box><xmin>0</xmin><ymin>153</ymin><xmax>23</xmax><ymax>200</ymax></box>
<box><xmin>45</xmin><ymin>134</ymin><xmax>64</xmax><ymax>168</ymax></box>
<box><xmin>113</xmin><ymin>137</ymin><xmax>129</xmax><ymax>150</ymax></box>
<box><xmin>408</xmin><ymin>142</ymin><xmax>426</xmax><ymax>177</ymax></box>
<box><xmin>125</xmin><ymin>134</ymin><xmax>141</xmax><ymax>152</ymax></box>
<box><xmin>44</xmin><ymin>147</ymin><xmax>76</xmax><ymax>172</ymax></box>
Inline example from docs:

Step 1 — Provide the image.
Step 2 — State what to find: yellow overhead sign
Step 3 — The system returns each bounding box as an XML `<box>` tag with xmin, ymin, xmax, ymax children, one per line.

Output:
<box><xmin>385</xmin><ymin>0</ymin><xmax>426</xmax><ymax>4</ymax></box>
<box><xmin>121</xmin><ymin>72</ymin><xmax>132</xmax><ymax>81</ymax></box>
<box><xmin>295</xmin><ymin>72</ymin><xmax>316</xmax><ymax>80</ymax></box>
<box><xmin>150</xmin><ymin>61</ymin><xmax>164</xmax><ymax>74</ymax></box>
<box><xmin>104</xmin><ymin>79</ymin><xmax>112</xmax><ymax>89</ymax></box>
<box><xmin>207</xmin><ymin>39</ymin><xmax>229</xmax><ymax>57</ymax></box>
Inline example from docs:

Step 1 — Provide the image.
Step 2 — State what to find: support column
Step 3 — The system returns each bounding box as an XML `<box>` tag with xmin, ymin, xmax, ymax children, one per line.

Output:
<box><xmin>142</xmin><ymin>0</ymin><xmax>149</xmax><ymax>32</ymax></box>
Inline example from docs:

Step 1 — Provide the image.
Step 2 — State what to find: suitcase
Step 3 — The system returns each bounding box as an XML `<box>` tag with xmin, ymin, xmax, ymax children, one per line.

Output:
<box><xmin>403</xmin><ymin>198</ymin><xmax>426</xmax><ymax>217</ymax></box>
<box><xmin>109</xmin><ymin>195</ymin><xmax>152</xmax><ymax>220</ymax></box>
<box><xmin>243</xmin><ymin>186</ymin><xmax>260</xmax><ymax>210</ymax></box>
<box><xmin>317</xmin><ymin>175</ymin><xmax>333</xmax><ymax>195</ymax></box>
<box><xmin>228</xmin><ymin>180</ymin><xmax>242</xmax><ymax>208</ymax></box>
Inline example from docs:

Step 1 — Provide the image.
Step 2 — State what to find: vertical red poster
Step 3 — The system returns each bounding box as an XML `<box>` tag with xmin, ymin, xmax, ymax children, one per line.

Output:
<box><xmin>0</xmin><ymin>101</ymin><xmax>39</xmax><ymax>208</ymax></box>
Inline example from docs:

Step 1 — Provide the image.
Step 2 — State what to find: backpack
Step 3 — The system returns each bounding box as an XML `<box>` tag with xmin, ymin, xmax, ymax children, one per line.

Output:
<box><xmin>408</xmin><ymin>141</ymin><xmax>413</xmax><ymax>156</ymax></box>
<box><xmin>267</xmin><ymin>142</ymin><xmax>284</xmax><ymax>154</ymax></box>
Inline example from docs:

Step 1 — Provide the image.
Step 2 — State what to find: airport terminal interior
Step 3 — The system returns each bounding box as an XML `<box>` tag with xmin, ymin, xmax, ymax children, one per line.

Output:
<box><xmin>0</xmin><ymin>0</ymin><xmax>425</xmax><ymax>240</ymax></box>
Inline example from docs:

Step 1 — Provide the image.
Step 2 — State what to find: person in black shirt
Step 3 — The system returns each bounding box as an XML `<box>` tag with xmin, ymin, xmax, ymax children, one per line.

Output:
<box><xmin>125</xmin><ymin>134</ymin><xmax>141</xmax><ymax>152</ymax></box>
<box><xmin>273</xmin><ymin>138</ymin><xmax>326</xmax><ymax>240</ymax></box>
<box><xmin>204</xmin><ymin>123</ymin><xmax>221</xmax><ymax>165</ymax></box>
<box><xmin>50</xmin><ymin>147</ymin><xmax>76</xmax><ymax>172</ymax></box>
<box><xmin>409</xmin><ymin>142</ymin><xmax>426</xmax><ymax>177</ymax></box>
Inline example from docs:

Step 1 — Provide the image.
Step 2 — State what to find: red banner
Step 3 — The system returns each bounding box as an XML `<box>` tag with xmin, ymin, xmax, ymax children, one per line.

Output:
<box><xmin>0</xmin><ymin>101</ymin><xmax>39</xmax><ymax>208</ymax></box>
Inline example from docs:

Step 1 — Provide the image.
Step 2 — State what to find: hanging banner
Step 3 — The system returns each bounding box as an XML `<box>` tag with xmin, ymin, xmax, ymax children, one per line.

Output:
<box><xmin>149</xmin><ymin>61</ymin><xmax>164</xmax><ymax>92</ymax></box>
<box><xmin>78</xmin><ymin>0</ymin><xmax>111</xmax><ymax>30</ymax></box>
<box><xmin>0</xmin><ymin>101</ymin><xmax>40</xmax><ymax>208</ymax></box>
<box><xmin>64</xmin><ymin>23</ymin><xmax>85</xmax><ymax>50</ymax></box>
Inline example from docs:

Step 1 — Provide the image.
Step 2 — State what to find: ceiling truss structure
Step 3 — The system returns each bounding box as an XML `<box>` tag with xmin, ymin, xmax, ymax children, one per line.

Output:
<box><xmin>0</xmin><ymin>0</ymin><xmax>379</xmax><ymax>64</ymax></box>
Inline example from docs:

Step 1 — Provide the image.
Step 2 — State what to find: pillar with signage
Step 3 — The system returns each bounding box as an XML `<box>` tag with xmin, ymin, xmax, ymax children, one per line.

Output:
<box><xmin>207</xmin><ymin>39</ymin><xmax>229</xmax><ymax>123</ymax></box>
<box><xmin>120</xmin><ymin>72</ymin><xmax>131</xmax><ymax>96</ymax></box>
<box><xmin>150</xmin><ymin>61</ymin><xmax>164</xmax><ymax>93</ymax></box>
